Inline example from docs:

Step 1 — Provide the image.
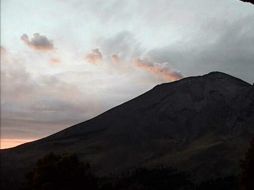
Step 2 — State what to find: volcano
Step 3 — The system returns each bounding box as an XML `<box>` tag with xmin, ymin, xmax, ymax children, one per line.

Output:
<box><xmin>240</xmin><ymin>0</ymin><xmax>254</xmax><ymax>5</ymax></box>
<box><xmin>1</xmin><ymin>72</ymin><xmax>254</xmax><ymax>190</ymax></box>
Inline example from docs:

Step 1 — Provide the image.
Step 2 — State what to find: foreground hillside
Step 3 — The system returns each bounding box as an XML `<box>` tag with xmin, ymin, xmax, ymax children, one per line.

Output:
<box><xmin>1</xmin><ymin>72</ymin><xmax>254</xmax><ymax>190</ymax></box>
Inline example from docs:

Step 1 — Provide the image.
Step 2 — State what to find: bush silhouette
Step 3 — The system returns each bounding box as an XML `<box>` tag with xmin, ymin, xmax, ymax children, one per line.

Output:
<box><xmin>24</xmin><ymin>153</ymin><xmax>98</xmax><ymax>190</ymax></box>
<box><xmin>23</xmin><ymin>152</ymin><xmax>244</xmax><ymax>190</ymax></box>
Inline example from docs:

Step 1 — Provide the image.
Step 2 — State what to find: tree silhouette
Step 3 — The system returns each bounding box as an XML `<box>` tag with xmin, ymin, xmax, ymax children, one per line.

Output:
<box><xmin>240</xmin><ymin>138</ymin><xmax>254</xmax><ymax>190</ymax></box>
<box><xmin>24</xmin><ymin>153</ymin><xmax>98</xmax><ymax>190</ymax></box>
<box><xmin>23</xmin><ymin>152</ymin><xmax>246</xmax><ymax>190</ymax></box>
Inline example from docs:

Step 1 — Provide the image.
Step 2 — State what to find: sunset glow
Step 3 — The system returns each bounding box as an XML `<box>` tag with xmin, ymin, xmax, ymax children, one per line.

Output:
<box><xmin>0</xmin><ymin>138</ymin><xmax>36</xmax><ymax>149</ymax></box>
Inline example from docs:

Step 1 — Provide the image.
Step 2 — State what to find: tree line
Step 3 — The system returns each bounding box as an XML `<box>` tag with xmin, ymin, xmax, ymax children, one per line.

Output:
<box><xmin>21</xmin><ymin>138</ymin><xmax>254</xmax><ymax>190</ymax></box>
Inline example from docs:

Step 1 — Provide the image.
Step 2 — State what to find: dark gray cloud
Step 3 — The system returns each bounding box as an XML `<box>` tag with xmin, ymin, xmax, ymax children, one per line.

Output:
<box><xmin>21</xmin><ymin>33</ymin><xmax>54</xmax><ymax>51</ymax></box>
<box><xmin>148</xmin><ymin>15</ymin><xmax>254</xmax><ymax>83</ymax></box>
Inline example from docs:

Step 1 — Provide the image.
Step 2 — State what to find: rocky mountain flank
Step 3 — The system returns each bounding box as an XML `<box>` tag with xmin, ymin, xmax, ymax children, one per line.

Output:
<box><xmin>1</xmin><ymin>72</ymin><xmax>254</xmax><ymax>189</ymax></box>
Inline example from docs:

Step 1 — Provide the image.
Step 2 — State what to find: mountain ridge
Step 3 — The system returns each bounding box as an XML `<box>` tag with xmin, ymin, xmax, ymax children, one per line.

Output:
<box><xmin>1</xmin><ymin>71</ymin><xmax>254</xmax><ymax>190</ymax></box>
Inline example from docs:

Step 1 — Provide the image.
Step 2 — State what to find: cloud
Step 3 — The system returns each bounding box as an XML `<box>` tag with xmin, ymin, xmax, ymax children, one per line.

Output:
<box><xmin>85</xmin><ymin>48</ymin><xmax>103</xmax><ymax>64</ymax></box>
<box><xmin>49</xmin><ymin>58</ymin><xmax>61</xmax><ymax>65</ymax></box>
<box><xmin>148</xmin><ymin>15</ymin><xmax>254</xmax><ymax>83</ymax></box>
<box><xmin>99</xmin><ymin>31</ymin><xmax>142</xmax><ymax>60</ymax></box>
<box><xmin>85</xmin><ymin>31</ymin><xmax>183</xmax><ymax>82</ymax></box>
<box><xmin>111</xmin><ymin>54</ymin><xmax>121</xmax><ymax>64</ymax></box>
<box><xmin>134</xmin><ymin>58</ymin><xmax>183</xmax><ymax>81</ymax></box>
<box><xmin>21</xmin><ymin>33</ymin><xmax>54</xmax><ymax>51</ymax></box>
<box><xmin>1</xmin><ymin>40</ymin><xmax>183</xmax><ymax>145</ymax></box>
<box><xmin>1</xmin><ymin>51</ymin><xmax>101</xmax><ymax>141</ymax></box>
<box><xmin>1</xmin><ymin>46</ymin><xmax>7</xmax><ymax>55</ymax></box>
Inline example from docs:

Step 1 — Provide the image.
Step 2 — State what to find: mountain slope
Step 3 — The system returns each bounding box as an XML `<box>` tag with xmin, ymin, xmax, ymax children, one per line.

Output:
<box><xmin>240</xmin><ymin>0</ymin><xmax>254</xmax><ymax>5</ymax></box>
<box><xmin>1</xmin><ymin>72</ymin><xmax>254</xmax><ymax>189</ymax></box>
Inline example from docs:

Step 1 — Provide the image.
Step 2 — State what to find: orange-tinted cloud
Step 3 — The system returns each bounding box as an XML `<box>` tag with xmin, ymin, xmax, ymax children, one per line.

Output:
<box><xmin>134</xmin><ymin>58</ymin><xmax>183</xmax><ymax>81</ymax></box>
<box><xmin>86</xmin><ymin>49</ymin><xmax>103</xmax><ymax>64</ymax></box>
<box><xmin>21</xmin><ymin>33</ymin><xmax>54</xmax><ymax>51</ymax></box>
<box><xmin>49</xmin><ymin>58</ymin><xmax>61</xmax><ymax>65</ymax></box>
<box><xmin>111</xmin><ymin>54</ymin><xmax>121</xmax><ymax>64</ymax></box>
<box><xmin>1</xmin><ymin>46</ymin><xmax>7</xmax><ymax>55</ymax></box>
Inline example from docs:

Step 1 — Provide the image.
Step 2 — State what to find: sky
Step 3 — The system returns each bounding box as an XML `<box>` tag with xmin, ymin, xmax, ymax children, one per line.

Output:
<box><xmin>1</xmin><ymin>0</ymin><xmax>254</xmax><ymax>149</ymax></box>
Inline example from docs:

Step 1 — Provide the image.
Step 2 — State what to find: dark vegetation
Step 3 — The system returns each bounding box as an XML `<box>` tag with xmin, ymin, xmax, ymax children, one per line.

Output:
<box><xmin>22</xmin><ymin>153</ymin><xmax>98</xmax><ymax>190</ymax></box>
<box><xmin>240</xmin><ymin>138</ymin><xmax>254</xmax><ymax>190</ymax></box>
<box><xmin>21</xmin><ymin>138</ymin><xmax>254</xmax><ymax>190</ymax></box>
